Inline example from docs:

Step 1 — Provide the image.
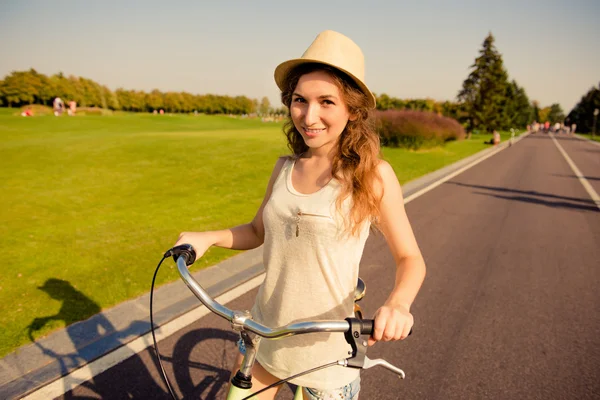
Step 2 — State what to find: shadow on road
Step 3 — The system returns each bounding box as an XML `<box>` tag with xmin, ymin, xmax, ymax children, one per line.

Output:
<box><xmin>447</xmin><ymin>182</ymin><xmax>598</xmax><ymax>212</ymax></box>
<box><xmin>28</xmin><ymin>278</ymin><xmax>165</xmax><ymax>399</ymax></box>
<box><xmin>27</xmin><ymin>281</ymin><xmax>299</xmax><ymax>399</ymax></box>
<box><xmin>552</xmin><ymin>174</ymin><xmax>600</xmax><ymax>181</ymax></box>
<box><xmin>170</xmin><ymin>327</ymin><xmax>239</xmax><ymax>399</ymax></box>
<box><xmin>472</xmin><ymin>192</ymin><xmax>598</xmax><ymax>212</ymax></box>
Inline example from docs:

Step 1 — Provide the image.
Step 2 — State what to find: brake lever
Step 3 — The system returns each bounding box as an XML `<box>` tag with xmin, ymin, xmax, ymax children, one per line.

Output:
<box><xmin>362</xmin><ymin>356</ymin><xmax>405</xmax><ymax>379</ymax></box>
<box><xmin>340</xmin><ymin>318</ymin><xmax>406</xmax><ymax>379</ymax></box>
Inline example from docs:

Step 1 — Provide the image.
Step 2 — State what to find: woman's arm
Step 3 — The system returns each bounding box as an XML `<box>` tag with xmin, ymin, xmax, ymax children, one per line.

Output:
<box><xmin>368</xmin><ymin>160</ymin><xmax>427</xmax><ymax>345</ymax></box>
<box><xmin>173</xmin><ymin>157</ymin><xmax>287</xmax><ymax>261</ymax></box>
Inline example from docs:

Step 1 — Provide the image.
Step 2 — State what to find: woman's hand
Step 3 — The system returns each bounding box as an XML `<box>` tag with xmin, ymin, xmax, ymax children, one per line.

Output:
<box><xmin>173</xmin><ymin>231</ymin><xmax>214</xmax><ymax>263</ymax></box>
<box><xmin>368</xmin><ymin>303</ymin><xmax>414</xmax><ymax>346</ymax></box>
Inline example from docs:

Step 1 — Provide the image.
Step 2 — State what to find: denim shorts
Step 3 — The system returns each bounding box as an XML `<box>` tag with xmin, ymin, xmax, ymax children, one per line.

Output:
<box><xmin>237</xmin><ymin>338</ymin><xmax>361</xmax><ymax>399</ymax></box>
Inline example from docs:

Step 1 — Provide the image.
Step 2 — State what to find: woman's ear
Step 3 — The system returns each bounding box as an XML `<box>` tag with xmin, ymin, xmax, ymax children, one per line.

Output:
<box><xmin>349</xmin><ymin>113</ymin><xmax>358</xmax><ymax>122</ymax></box>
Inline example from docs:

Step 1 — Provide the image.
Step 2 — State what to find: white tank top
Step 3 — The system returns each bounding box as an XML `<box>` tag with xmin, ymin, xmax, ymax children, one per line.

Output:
<box><xmin>251</xmin><ymin>157</ymin><xmax>371</xmax><ymax>389</ymax></box>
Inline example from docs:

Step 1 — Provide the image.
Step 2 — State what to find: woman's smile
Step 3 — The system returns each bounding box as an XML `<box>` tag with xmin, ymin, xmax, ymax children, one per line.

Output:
<box><xmin>302</xmin><ymin>127</ymin><xmax>326</xmax><ymax>137</ymax></box>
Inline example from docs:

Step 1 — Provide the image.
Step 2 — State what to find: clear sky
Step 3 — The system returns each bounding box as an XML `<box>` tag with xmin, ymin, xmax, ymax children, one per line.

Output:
<box><xmin>1</xmin><ymin>0</ymin><xmax>598</xmax><ymax>113</ymax></box>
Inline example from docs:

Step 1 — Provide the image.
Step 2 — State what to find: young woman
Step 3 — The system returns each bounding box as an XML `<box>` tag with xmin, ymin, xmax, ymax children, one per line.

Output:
<box><xmin>174</xmin><ymin>30</ymin><xmax>426</xmax><ymax>400</ymax></box>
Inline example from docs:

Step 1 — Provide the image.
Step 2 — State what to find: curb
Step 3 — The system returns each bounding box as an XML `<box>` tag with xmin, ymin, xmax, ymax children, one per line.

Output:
<box><xmin>0</xmin><ymin>132</ymin><xmax>526</xmax><ymax>399</ymax></box>
<box><xmin>574</xmin><ymin>134</ymin><xmax>600</xmax><ymax>147</ymax></box>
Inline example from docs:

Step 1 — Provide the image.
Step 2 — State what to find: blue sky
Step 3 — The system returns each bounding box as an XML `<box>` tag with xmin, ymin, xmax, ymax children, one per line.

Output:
<box><xmin>1</xmin><ymin>0</ymin><xmax>598</xmax><ymax>113</ymax></box>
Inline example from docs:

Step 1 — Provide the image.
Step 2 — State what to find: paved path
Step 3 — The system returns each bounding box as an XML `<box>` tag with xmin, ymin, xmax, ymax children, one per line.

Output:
<box><xmin>8</xmin><ymin>133</ymin><xmax>600</xmax><ymax>399</ymax></box>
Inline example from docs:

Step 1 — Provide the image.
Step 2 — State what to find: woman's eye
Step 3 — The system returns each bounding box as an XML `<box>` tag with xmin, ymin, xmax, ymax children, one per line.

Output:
<box><xmin>322</xmin><ymin>99</ymin><xmax>335</xmax><ymax>106</ymax></box>
<box><xmin>293</xmin><ymin>97</ymin><xmax>305</xmax><ymax>103</ymax></box>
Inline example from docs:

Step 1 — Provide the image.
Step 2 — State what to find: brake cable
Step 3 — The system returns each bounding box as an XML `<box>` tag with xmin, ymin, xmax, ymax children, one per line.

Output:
<box><xmin>150</xmin><ymin>252</ymin><xmax>178</xmax><ymax>400</ymax></box>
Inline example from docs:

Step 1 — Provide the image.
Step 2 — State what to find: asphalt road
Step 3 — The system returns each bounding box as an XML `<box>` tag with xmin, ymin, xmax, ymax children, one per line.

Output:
<box><xmin>57</xmin><ymin>133</ymin><xmax>600</xmax><ymax>400</ymax></box>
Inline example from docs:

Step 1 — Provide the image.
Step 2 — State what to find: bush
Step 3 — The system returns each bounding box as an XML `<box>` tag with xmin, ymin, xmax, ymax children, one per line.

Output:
<box><xmin>376</xmin><ymin>110</ymin><xmax>466</xmax><ymax>149</ymax></box>
<box><xmin>76</xmin><ymin>107</ymin><xmax>113</xmax><ymax>116</ymax></box>
<box><xmin>16</xmin><ymin>104</ymin><xmax>53</xmax><ymax>116</ymax></box>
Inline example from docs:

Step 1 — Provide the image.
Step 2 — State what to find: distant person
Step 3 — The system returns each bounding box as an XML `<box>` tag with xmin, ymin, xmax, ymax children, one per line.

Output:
<box><xmin>159</xmin><ymin>109</ymin><xmax>164</xmax><ymax>115</ymax></box>
<box><xmin>544</xmin><ymin>121</ymin><xmax>550</xmax><ymax>133</ymax></box>
<box><xmin>571</xmin><ymin>123</ymin><xmax>577</xmax><ymax>134</ymax></box>
<box><xmin>53</xmin><ymin>97</ymin><xmax>64</xmax><ymax>116</ymax></box>
<box><xmin>493</xmin><ymin>130</ymin><xmax>501</xmax><ymax>145</ymax></box>
<box><xmin>554</xmin><ymin>122</ymin><xmax>560</xmax><ymax>133</ymax></box>
<box><xmin>21</xmin><ymin>107</ymin><xmax>33</xmax><ymax>117</ymax></box>
<box><xmin>68</xmin><ymin>101</ymin><xmax>77</xmax><ymax>116</ymax></box>
<box><xmin>484</xmin><ymin>130</ymin><xmax>501</xmax><ymax>145</ymax></box>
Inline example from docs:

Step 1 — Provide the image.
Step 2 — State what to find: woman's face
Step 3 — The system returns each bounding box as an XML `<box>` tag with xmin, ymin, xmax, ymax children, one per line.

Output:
<box><xmin>290</xmin><ymin>70</ymin><xmax>354</xmax><ymax>154</ymax></box>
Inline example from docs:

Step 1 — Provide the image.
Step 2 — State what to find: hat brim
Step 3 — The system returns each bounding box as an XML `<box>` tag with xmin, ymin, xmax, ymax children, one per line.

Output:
<box><xmin>274</xmin><ymin>59</ymin><xmax>376</xmax><ymax>109</ymax></box>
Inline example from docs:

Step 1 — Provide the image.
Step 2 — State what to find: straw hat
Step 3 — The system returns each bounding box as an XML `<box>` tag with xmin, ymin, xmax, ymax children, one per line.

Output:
<box><xmin>274</xmin><ymin>30</ymin><xmax>376</xmax><ymax>109</ymax></box>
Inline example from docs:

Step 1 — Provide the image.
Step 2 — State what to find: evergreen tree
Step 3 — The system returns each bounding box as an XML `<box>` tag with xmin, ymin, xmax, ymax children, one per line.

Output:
<box><xmin>503</xmin><ymin>80</ymin><xmax>532</xmax><ymax>129</ymax></box>
<box><xmin>458</xmin><ymin>33</ymin><xmax>510</xmax><ymax>132</ymax></box>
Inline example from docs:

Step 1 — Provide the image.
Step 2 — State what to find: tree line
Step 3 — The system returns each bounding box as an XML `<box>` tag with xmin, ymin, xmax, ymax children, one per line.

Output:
<box><xmin>0</xmin><ymin>33</ymin><xmax>584</xmax><ymax>133</ymax></box>
<box><xmin>0</xmin><ymin>69</ymin><xmax>267</xmax><ymax>115</ymax></box>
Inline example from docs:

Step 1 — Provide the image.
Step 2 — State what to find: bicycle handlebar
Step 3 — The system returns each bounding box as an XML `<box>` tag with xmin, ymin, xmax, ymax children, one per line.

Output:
<box><xmin>175</xmin><ymin>254</ymin><xmax>375</xmax><ymax>338</ymax></box>
<box><xmin>169</xmin><ymin>244</ymin><xmax>408</xmax><ymax>384</ymax></box>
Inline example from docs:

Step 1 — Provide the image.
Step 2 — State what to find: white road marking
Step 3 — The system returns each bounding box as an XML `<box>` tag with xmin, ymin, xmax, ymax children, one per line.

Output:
<box><xmin>550</xmin><ymin>134</ymin><xmax>600</xmax><ymax>211</ymax></box>
<box><xmin>404</xmin><ymin>142</ymin><xmax>511</xmax><ymax>204</ymax></box>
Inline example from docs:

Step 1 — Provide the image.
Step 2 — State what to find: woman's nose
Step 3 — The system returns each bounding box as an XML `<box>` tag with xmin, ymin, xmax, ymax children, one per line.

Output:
<box><xmin>304</xmin><ymin>103</ymin><xmax>319</xmax><ymax>126</ymax></box>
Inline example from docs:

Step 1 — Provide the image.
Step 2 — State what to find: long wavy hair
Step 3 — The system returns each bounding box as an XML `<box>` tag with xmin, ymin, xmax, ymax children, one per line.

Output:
<box><xmin>280</xmin><ymin>63</ymin><xmax>382</xmax><ymax>235</ymax></box>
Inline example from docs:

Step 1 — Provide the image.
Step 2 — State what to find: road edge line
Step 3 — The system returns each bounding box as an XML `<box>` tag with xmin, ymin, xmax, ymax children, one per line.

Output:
<box><xmin>405</xmin><ymin>142</ymin><xmax>508</xmax><ymax>204</ymax></box>
<box><xmin>550</xmin><ymin>134</ymin><xmax>600</xmax><ymax>210</ymax></box>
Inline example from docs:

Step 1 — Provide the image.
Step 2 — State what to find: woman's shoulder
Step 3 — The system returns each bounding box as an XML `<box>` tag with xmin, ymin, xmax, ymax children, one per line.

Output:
<box><xmin>372</xmin><ymin>159</ymin><xmax>401</xmax><ymax>197</ymax></box>
<box><xmin>375</xmin><ymin>159</ymin><xmax>397</xmax><ymax>183</ymax></box>
<box><xmin>267</xmin><ymin>156</ymin><xmax>292</xmax><ymax>183</ymax></box>
<box><xmin>274</xmin><ymin>155</ymin><xmax>292</xmax><ymax>169</ymax></box>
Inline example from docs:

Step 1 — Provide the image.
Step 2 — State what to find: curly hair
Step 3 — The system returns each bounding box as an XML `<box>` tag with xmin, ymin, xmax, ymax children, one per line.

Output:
<box><xmin>280</xmin><ymin>63</ymin><xmax>382</xmax><ymax>235</ymax></box>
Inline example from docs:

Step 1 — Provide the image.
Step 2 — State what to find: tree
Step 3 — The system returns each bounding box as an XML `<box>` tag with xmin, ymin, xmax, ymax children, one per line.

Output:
<box><xmin>457</xmin><ymin>33</ymin><xmax>510</xmax><ymax>132</ymax></box>
<box><xmin>531</xmin><ymin>100</ymin><xmax>541</xmax><ymax>123</ymax></box>
<box><xmin>0</xmin><ymin>70</ymin><xmax>42</xmax><ymax>106</ymax></box>
<box><xmin>566</xmin><ymin>83</ymin><xmax>600</xmax><ymax>133</ymax></box>
<box><xmin>503</xmin><ymin>80</ymin><xmax>532</xmax><ymax>129</ymax></box>
<box><xmin>259</xmin><ymin>96</ymin><xmax>271</xmax><ymax>115</ymax></box>
<box><xmin>538</xmin><ymin>106</ymin><xmax>550</xmax><ymax>123</ymax></box>
<box><xmin>546</xmin><ymin>103</ymin><xmax>565</xmax><ymax>124</ymax></box>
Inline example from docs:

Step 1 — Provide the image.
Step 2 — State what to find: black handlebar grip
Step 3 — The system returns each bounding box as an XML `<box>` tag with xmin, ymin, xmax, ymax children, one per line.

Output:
<box><xmin>169</xmin><ymin>244</ymin><xmax>197</xmax><ymax>266</ymax></box>
<box><xmin>359</xmin><ymin>319</ymin><xmax>413</xmax><ymax>337</ymax></box>
<box><xmin>360</xmin><ymin>319</ymin><xmax>374</xmax><ymax>335</ymax></box>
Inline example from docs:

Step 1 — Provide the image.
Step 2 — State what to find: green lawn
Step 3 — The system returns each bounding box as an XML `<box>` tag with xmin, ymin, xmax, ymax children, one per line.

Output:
<box><xmin>578</xmin><ymin>133</ymin><xmax>600</xmax><ymax>143</ymax></box>
<box><xmin>0</xmin><ymin>109</ymin><xmax>508</xmax><ymax>357</ymax></box>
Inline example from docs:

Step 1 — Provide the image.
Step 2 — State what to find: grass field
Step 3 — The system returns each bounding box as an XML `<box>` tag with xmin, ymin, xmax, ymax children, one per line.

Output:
<box><xmin>0</xmin><ymin>108</ymin><xmax>506</xmax><ymax>357</ymax></box>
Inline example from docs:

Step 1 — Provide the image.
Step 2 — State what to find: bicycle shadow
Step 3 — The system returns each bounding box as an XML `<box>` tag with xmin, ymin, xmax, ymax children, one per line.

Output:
<box><xmin>168</xmin><ymin>327</ymin><xmax>297</xmax><ymax>399</ymax></box>
<box><xmin>27</xmin><ymin>278</ymin><xmax>166</xmax><ymax>399</ymax></box>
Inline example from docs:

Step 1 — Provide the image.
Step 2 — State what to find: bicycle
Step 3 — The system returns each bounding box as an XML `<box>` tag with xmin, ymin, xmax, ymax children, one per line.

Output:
<box><xmin>151</xmin><ymin>244</ymin><xmax>408</xmax><ymax>399</ymax></box>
